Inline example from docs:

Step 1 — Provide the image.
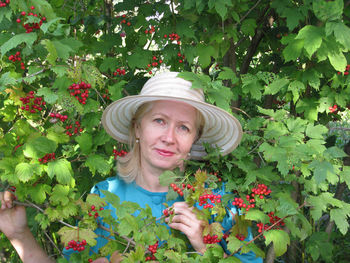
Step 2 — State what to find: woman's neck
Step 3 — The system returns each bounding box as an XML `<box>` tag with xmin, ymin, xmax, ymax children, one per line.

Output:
<box><xmin>135</xmin><ymin>168</ymin><xmax>169</xmax><ymax>192</ymax></box>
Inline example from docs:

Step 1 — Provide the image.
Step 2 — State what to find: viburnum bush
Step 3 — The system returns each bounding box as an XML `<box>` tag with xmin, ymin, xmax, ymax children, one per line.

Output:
<box><xmin>1</xmin><ymin>0</ymin><xmax>350</xmax><ymax>262</ymax></box>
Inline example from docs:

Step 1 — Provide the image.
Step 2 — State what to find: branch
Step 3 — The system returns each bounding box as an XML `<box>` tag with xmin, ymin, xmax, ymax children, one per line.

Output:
<box><xmin>235</xmin><ymin>0</ymin><xmax>263</xmax><ymax>26</ymax></box>
<box><xmin>229</xmin><ymin>201</ymin><xmax>308</xmax><ymax>256</ymax></box>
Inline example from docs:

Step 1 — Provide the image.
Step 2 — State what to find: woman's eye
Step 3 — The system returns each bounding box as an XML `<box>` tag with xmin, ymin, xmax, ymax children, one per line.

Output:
<box><xmin>180</xmin><ymin>125</ymin><xmax>190</xmax><ymax>132</ymax></box>
<box><xmin>154</xmin><ymin>118</ymin><xmax>164</xmax><ymax>124</ymax></box>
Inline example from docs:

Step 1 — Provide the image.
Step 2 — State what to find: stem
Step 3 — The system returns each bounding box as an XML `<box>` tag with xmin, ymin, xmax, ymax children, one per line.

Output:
<box><xmin>229</xmin><ymin>201</ymin><xmax>308</xmax><ymax>256</ymax></box>
<box><xmin>98</xmin><ymin>224</ymin><xmax>136</xmax><ymax>247</ymax></box>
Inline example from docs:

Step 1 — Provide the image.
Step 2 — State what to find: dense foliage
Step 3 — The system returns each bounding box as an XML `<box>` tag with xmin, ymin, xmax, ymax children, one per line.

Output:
<box><xmin>1</xmin><ymin>0</ymin><xmax>350</xmax><ymax>262</ymax></box>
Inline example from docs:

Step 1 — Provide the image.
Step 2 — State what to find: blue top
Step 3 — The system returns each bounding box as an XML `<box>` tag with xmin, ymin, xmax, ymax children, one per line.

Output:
<box><xmin>64</xmin><ymin>176</ymin><xmax>262</xmax><ymax>262</ymax></box>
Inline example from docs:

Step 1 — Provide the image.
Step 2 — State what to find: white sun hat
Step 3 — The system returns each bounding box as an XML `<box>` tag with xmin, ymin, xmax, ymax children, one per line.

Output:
<box><xmin>102</xmin><ymin>71</ymin><xmax>243</xmax><ymax>159</ymax></box>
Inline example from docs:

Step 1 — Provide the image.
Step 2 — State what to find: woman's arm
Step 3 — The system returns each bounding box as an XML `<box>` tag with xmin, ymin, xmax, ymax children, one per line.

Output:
<box><xmin>0</xmin><ymin>191</ymin><xmax>54</xmax><ymax>263</ymax></box>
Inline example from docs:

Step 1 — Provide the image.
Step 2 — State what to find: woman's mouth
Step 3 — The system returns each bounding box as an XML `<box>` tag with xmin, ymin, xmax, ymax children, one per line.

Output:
<box><xmin>156</xmin><ymin>149</ymin><xmax>175</xmax><ymax>157</ymax></box>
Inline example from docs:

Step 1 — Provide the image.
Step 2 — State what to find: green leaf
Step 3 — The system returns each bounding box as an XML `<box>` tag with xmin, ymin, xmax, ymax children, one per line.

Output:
<box><xmin>40</xmin><ymin>18</ymin><xmax>64</xmax><ymax>34</ymax></box>
<box><xmin>288</xmin><ymin>80</ymin><xmax>305</xmax><ymax>103</ymax></box>
<box><xmin>241</xmin><ymin>18</ymin><xmax>256</xmax><ymax>36</ymax></box>
<box><xmin>127</xmin><ymin>49</ymin><xmax>150</xmax><ymax>69</ymax></box>
<box><xmin>241</xmin><ymin>74</ymin><xmax>263</xmax><ymax>100</ymax></box>
<box><xmin>41</xmin><ymin>39</ymin><xmax>58</xmax><ymax>65</ymax></box>
<box><xmin>307</xmin><ymin>192</ymin><xmax>343</xmax><ymax>220</ymax></box>
<box><xmin>15</xmin><ymin>163</ymin><xmax>40</xmax><ymax>182</ymax></box>
<box><xmin>0</xmin><ymin>72</ymin><xmax>17</xmax><ymax>91</ymax></box>
<box><xmin>36</xmin><ymin>87</ymin><xmax>59</xmax><ymax>104</ymax></box>
<box><xmin>326</xmin><ymin>21</ymin><xmax>350</xmax><ymax>50</ymax></box>
<box><xmin>0</xmin><ymin>33</ymin><xmax>37</xmax><ymax>57</ymax></box>
<box><xmin>264</xmin><ymin>229</ymin><xmax>290</xmax><ymax>257</ymax></box>
<box><xmin>50</xmin><ymin>184</ymin><xmax>70</xmax><ymax>206</ymax></box>
<box><xmin>159</xmin><ymin>170</ymin><xmax>181</xmax><ymax>186</ymax></box>
<box><xmin>85</xmin><ymin>154</ymin><xmax>112</xmax><ymax>175</ymax></box>
<box><xmin>28</xmin><ymin>184</ymin><xmax>51</xmax><ymax>204</ymax></box>
<box><xmin>101</xmin><ymin>190</ymin><xmax>120</xmax><ymax>208</ymax></box>
<box><xmin>295</xmin><ymin>26</ymin><xmax>323</xmax><ymax>57</ymax></box>
<box><xmin>264</xmin><ymin>78</ymin><xmax>289</xmax><ymax>95</ymax></box>
<box><xmin>51</xmin><ymin>38</ymin><xmax>82</xmax><ymax>60</ymax></box>
<box><xmin>283</xmin><ymin>38</ymin><xmax>304</xmax><ymax>62</ymax></box>
<box><xmin>340</xmin><ymin>166</ymin><xmax>350</xmax><ymax>188</ymax></box>
<box><xmin>313</xmin><ymin>0</ymin><xmax>343</xmax><ymax>22</ymax></box>
<box><xmin>330</xmin><ymin>205</ymin><xmax>350</xmax><ymax>235</ymax></box>
<box><xmin>328</xmin><ymin>50</ymin><xmax>347</xmax><ymax>72</ymax></box>
<box><xmin>23</xmin><ymin>137</ymin><xmax>57</xmax><ymax>159</ymax></box>
<box><xmin>245</xmin><ymin>209</ymin><xmax>270</xmax><ymax>224</ymax></box>
<box><xmin>58</xmin><ymin>226</ymin><xmax>97</xmax><ymax>247</ymax></box>
<box><xmin>218</xmin><ymin>67</ymin><xmax>238</xmax><ymax>83</ymax></box>
<box><xmin>109</xmin><ymin>81</ymin><xmax>126</xmax><ymax>101</ymax></box>
<box><xmin>309</xmin><ymin>160</ymin><xmax>335</xmax><ymax>184</ymax></box>
<box><xmin>75</xmin><ymin>133</ymin><xmax>93</xmax><ymax>155</ymax></box>
<box><xmin>47</xmin><ymin>159</ymin><xmax>74</xmax><ymax>185</ymax></box>
<box><xmin>305</xmin><ymin>124</ymin><xmax>328</xmax><ymax>139</ymax></box>
<box><xmin>226</xmin><ymin>235</ymin><xmax>243</xmax><ymax>254</ymax></box>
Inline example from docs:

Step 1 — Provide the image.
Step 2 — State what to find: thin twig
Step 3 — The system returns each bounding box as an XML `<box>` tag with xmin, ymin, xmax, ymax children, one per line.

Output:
<box><xmin>229</xmin><ymin>201</ymin><xmax>308</xmax><ymax>256</ymax></box>
<box><xmin>98</xmin><ymin>224</ymin><xmax>136</xmax><ymax>246</ymax></box>
<box><xmin>235</xmin><ymin>0</ymin><xmax>263</xmax><ymax>26</ymax></box>
<box><xmin>44</xmin><ymin>231</ymin><xmax>64</xmax><ymax>257</ymax></box>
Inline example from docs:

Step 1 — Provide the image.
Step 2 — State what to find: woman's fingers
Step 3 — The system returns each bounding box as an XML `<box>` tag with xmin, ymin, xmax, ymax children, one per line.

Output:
<box><xmin>0</xmin><ymin>191</ymin><xmax>15</xmax><ymax>210</ymax></box>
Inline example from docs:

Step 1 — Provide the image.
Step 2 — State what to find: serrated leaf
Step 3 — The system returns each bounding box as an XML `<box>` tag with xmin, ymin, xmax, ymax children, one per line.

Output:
<box><xmin>36</xmin><ymin>87</ymin><xmax>59</xmax><ymax>104</ymax></box>
<box><xmin>330</xmin><ymin>205</ymin><xmax>350</xmax><ymax>235</ymax></box>
<box><xmin>295</xmin><ymin>25</ymin><xmax>323</xmax><ymax>57</ymax></box>
<box><xmin>309</xmin><ymin>160</ymin><xmax>335</xmax><ymax>184</ymax></box>
<box><xmin>313</xmin><ymin>0</ymin><xmax>343</xmax><ymax>22</ymax></box>
<box><xmin>109</xmin><ymin>81</ymin><xmax>126</xmax><ymax>101</ymax></box>
<box><xmin>75</xmin><ymin>133</ymin><xmax>92</xmax><ymax>155</ymax></box>
<box><xmin>305</xmin><ymin>124</ymin><xmax>328</xmax><ymax>139</ymax></box>
<box><xmin>0</xmin><ymin>33</ymin><xmax>37</xmax><ymax>57</ymax></box>
<box><xmin>245</xmin><ymin>209</ymin><xmax>270</xmax><ymax>224</ymax></box>
<box><xmin>40</xmin><ymin>18</ymin><xmax>64</xmax><ymax>34</ymax></box>
<box><xmin>85</xmin><ymin>154</ymin><xmax>112</xmax><ymax>175</ymax></box>
<box><xmin>283</xmin><ymin>38</ymin><xmax>304</xmax><ymax>62</ymax></box>
<box><xmin>28</xmin><ymin>184</ymin><xmax>51</xmax><ymax>204</ymax></box>
<box><xmin>23</xmin><ymin>136</ymin><xmax>57</xmax><ymax>159</ymax></box>
<box><xmin>328</xmin><ymin>50</ymin><xmax>347</xmax><ymax>72</ymax></box>
<box><xmin>15</xmin><ymin>163</ymin><xmax>40</xmax><ymax>182</ymax></box>
<box><xmin>50</xmin><ymin>184</ymin><xmax>70</xmax><ymax>206</ymax></box>
<box><xmin>57</xmin><ymin>226</ymin><xmax>97</xmax><ymax>247</ymax></box>
<box><xmin>264</xmin><ymin>229</ymin><xmax>290</xmax><ymax>257</ymax></box>
<box><xmin>47</xmin><ymin>159</ymin><xmax>73</xmax><ymax>185</ymax></box>
<box><xmin>0</xmin><ymin>72</ymin><xmax>17</xmax><ymax>91</ymax></box>
<box><xmin>41</xmin><ymin>39</ymin><xmax>58</xmax><ymax>65</ymax></box>
<box><xmin>226</xmin><ymin>235</ymin><xmax>243</xmax><ymax>254</ymax></box>
<box><xmin>101</xmin><ymin>190</ymin><xmax>120</xmax><ymax>208</ymax></box>
<box><xmin>127</xmin><ymin>49</ymin><xmax>150</xmax><ymax>69</ymax></box>
<box><xmin>264</xmin><ymin>78</ymin><xmax>289</xmax><ymax>95</ymax></box>
<box><xmin>218</xmin><ymin>67</ymin><xmax>238</xmax><ymax>83</ymax></box>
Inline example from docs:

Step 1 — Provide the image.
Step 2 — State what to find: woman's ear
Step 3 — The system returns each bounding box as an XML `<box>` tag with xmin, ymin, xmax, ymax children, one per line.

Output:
<box><xmin>134</xmin><ymin>123</ymin><xmax>140</xmax><ymax>138</ymax></box>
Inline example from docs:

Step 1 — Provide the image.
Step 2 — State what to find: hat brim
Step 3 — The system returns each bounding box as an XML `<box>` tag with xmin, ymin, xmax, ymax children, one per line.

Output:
<box><xmin>102</xmin><ymin>95</ymin><xmax>243</xmax><ymax>159</ymax></box>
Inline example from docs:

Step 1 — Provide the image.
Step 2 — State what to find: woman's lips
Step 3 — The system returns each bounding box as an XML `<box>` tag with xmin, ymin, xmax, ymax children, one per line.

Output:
<box><xmin>156</xmin><ymin>148</ymin><xmax>175</xmax><ymax>156</ymax></box>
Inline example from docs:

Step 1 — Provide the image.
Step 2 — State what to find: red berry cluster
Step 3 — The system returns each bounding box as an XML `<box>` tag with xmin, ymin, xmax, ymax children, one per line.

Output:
<box><xmin>170</xmin><ymin>183</ymin><xmax>184</xmax><ymax>196</ymax></box>
<box><xmin>13</xmin><ymin>144</ymin><xmax>22</xmax><ymax>152</ymax></box>
<box><xmin>8</xmin><ymin>186</ymin><xmax>16</xmax><ymax>192</ymax></box>
<box><xmin>65</xmin><ymin>121</ymin><xmax>83</xmax><ymax>137</ymax></box>
<box><xmin>251</xmin><ymin>184</ymin><xmax>271</xmax><ymax>199</ymax></box>
<box><xmin>232</xmin><ymin>196</ymin><xmax>255</xmax><ymax>212</ymax></box>
<box><xmin>337</xmin><ymin>64</ymin><xmax>350</xmax><ymax>75</ymax></box>
<box><xmin>145</xmin><ymin>241</ymin><xmax>158</xmax><ymax>261</ymax></box>
<box><xmin>18</xmin><ymin>7</ymin><xmax>47</xmax><ymax>33</ymax></box>
<box><xmin>164</xmin><ymin>32</ymin><xmax>181</xmax><ymax>45</ymax></box>
<box><xmin>0</xmin><ymin>0</ymin><xmax>10</xmax><ymax>7</ymax></box>
<box><xmin>235</xmin><ymin>234</ymin><xmax>245</xmax><ymax>241</ymax></box>
<box><xmin>65</xmin><ymin>239</ymin><xmax>87</xmax><ymax>251</ymax></box>
<box><xmin>102</xmin><ymin>89</ymin><xmax>110</xmax><ymax>100</ymax></box>
<box><xmin>145</xmin><ymin>25</ymin><xmax>155</xmax><ymax>34</ymax></box>
<box><xmin>20</xmin><ymin>91</ymin><xmax>46</xmax><ymax>114</ymax></box>
<box><xmin>162</xmin><ymin>208</ymin><xmax>174</xmax><ymax>217</ymax></box>
<box><xmin>177</xmin><ymin>52</ymin><xmax>185</xmax><ymax>63</ymax></box>
<box><xmin>118</xmin><ymin>14</ymin><xmax>131</xmax><ymax>26</ymax></box>
<box><xmin>257</xmin><ymin>212</ymin><xmax>285</xmax><ymax>234</ymax></box>
<box><xmin>38</xmin><ymin>153</ymin><xmax>55</xmax><ymax>164</ymax></box>
<box><xmin>68</xmin><ymin>82</ymin><xmax>91</xmax><ymax>105</ymax></box>
<box><xmin>88</xmin><ymin>259</ymin><xmax>93</xmax><ymax>263</ymax></box>
<box><xmin>88</xmin><ymin>205</ymin><xmax>104</xmax><ymax>219</ymax></box>
<box><xmin>329</xmin><ymin>104</ymin><xmax>338</xmax><ymax>114</ymax></box>
<box><xmin>203</xmin><ymin>234</ymin><xmax>220</xmax><ymax>244</ymax></box>
<box><xmin>8</xmin><ymin>51</ymin><xmax>26</xmax><ymax>70</ymax></box>
<box><xmin>113</xmin><ymin>68</ymin><xmax>126</xmax><ymax>76</ymax></box>
<box><xmin>50</xmin><ymin>112</ymin><xmax>68</xmax><ymax>122</ymax></box>
<box><xmin>210</xmin><ymin>171</ymin><xmax>222</xmax><ymax>182</ymax></box>
<box><xmin>199</xmin><ymin>193</ymin><xmax>222</xmax><ymax>209</ymax></box>
<box><xmin>113</xmin><ymin>149</ymin><xmax>127</xmax><ymax>159</ymax></box>
<box><xmin>268</xmin><ymin>211</ymin><xmax>285</xmax><ymax>227</ymax></box>
<box><xmin>146</xmin><ymin>56</ymin><xmax>164</xmax><ymax>75</ymax></box>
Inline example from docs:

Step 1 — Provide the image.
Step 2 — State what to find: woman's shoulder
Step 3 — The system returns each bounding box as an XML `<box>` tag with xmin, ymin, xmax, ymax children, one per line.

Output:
<box><xmin>90</xmin><ymin>176</ymin><xmax>127</xmax><ymax>197</ymax></box>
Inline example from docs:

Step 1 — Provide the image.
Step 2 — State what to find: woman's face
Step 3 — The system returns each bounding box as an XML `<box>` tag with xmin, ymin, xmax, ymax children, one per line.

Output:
<box><xmin>135</xmin><ymin>100</ymin><xmax>198</xmax><ymax>174</ymax></box>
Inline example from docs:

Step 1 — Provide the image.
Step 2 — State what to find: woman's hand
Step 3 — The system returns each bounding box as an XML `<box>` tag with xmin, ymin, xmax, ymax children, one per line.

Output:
<box><xmin>166</xmin><ymin>202</ymin><xmax>206</xmax><ymax>254</ymax></box>
<box><xmin>0</xmin><ymin>191</ymin><xmax>28</xmax><ymax>240</ymax></box>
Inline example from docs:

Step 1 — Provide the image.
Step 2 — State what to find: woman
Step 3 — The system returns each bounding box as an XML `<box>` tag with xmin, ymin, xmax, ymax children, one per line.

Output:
<box><xmin>0</xmin><ymin>72</ymin><xmax>261</xmax><ymax>262</ymax></box>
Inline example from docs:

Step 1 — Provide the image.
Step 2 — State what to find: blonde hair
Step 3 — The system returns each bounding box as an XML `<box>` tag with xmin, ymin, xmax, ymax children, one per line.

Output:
<box><xmin>116</xmin><ymin>101</ymin><xmax>204</xmax><ymax>183</ymax></box>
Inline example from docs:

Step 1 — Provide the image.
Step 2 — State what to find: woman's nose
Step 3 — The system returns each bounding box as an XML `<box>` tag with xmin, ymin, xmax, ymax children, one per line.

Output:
<box><xmin>162</xmin><ymin>126</ymin><xmax>176</xmax><ymax>144</ymax></box>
